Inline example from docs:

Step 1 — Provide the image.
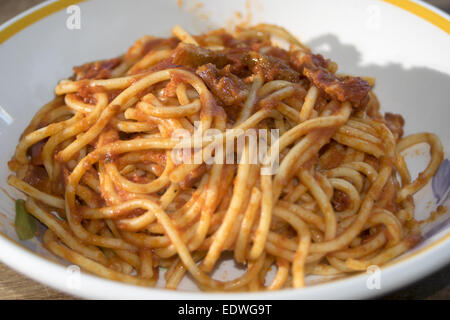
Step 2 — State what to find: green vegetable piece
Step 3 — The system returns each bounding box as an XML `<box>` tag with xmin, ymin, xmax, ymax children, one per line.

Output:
<box><xmin>14</xmin><ymin>199</ymin><xmax>37</xmax><ymax>240</ymax></box>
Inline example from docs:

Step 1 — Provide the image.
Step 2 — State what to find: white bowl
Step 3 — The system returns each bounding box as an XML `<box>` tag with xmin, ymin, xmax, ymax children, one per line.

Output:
<box><xmin>0</xmin><ymin>0</ymin><xmax>449</xmax><ymax>299</ymax></box>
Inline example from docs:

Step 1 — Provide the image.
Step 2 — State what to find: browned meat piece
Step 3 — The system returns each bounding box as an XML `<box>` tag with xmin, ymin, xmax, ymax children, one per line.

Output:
<box><xmin>290</xmin><ymin>50</ymin><xmax>329</xmax><ymax>73</ymax></box>
<box><xmin>303</xmin><ymin>67</ymin><xmax>370</xmax><ymax>107</ymax></box>
<box><xmin>220</xmin><ymin>31</ymin><xmax>249</xmax><ymax>48</ymax></box>
<box><xmin>172</xmin><ymin>43</ymin><xmax>229</xmax><ymax>68</ymax></box>
<box><xmin>222</xmin><ymin>47</ymin><xmax>252</xmax><ymax>76</ymax></box>
<box><xmin>73</xmin><ymin>58</ymin><xmax>122</xmax><ymax>80</ymax></box>
<box><xmin>23</xmin><ymin>165</ymin><xmax>49</xmax><ymax>190</ymax></box>
<box><xmin>196</xmin><ymin>63</ymin><xmax>249</xmax><ymax>106</ymax></box>
<box><xmin>261</xmin><ymin>46</ymin><xmax>291</xmax><ymax>61</ymax></box>
<box><xmin>332</xmin><ymin>190</ymin><xmax>350</xmax><ymax>212</ymax></box>
<box><xmin>243</xmin><ymin>52</ymin><xmax>300</xmax><ymax>82</ymax></box>
<box><xmin>384</xmin><ymin>112</ymin><xmax>405</xmax><ymax>141</ymax></box>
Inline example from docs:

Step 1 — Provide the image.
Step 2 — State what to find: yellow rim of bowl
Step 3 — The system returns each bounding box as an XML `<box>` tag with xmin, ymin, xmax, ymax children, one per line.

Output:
<box><xmin>0</xmin><ymin>0</ymin><xmax>85</xmax><ymax>44</ymax></box>
<box><xmin>0</xmin><ymin>0</ymin><xmax>449</xmax><ymax>45</ymax></box>
<box><xmin>382</xmin><ymin>0</ymin><xmax>449</xmax><ymax>34</ymax></box>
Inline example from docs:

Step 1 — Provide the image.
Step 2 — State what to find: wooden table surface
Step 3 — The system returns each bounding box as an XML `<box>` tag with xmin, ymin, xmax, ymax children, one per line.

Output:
<box><xmin>1</xmin><ymin>0</ymin><xmax>449</xmax><ymax>300</ymax></box>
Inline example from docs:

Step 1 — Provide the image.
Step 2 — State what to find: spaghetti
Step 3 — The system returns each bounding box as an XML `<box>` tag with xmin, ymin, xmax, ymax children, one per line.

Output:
<box><xmin>7</xmin><ymin>24</ymin><xmax>444</xmax><ymax>291</ymax></box>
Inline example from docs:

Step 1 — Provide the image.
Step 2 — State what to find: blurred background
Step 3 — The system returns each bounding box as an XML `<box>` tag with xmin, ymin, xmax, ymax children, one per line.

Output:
<box><xmin>0</xmin><ymin>0</ymin><xmax>449</xmax><ymax>300</ymax></box>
